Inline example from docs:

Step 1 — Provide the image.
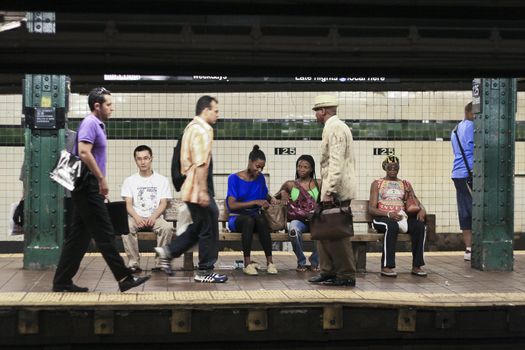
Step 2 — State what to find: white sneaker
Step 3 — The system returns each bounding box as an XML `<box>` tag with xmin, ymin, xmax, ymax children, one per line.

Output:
<box><xmin>464</xmin><ymin>249</ymin><xmax>471</xmax><ymax>261</ymax></box>
<box><xmin>266</xmin><ymin>263</ymin><xmax>278</xmax><ymax>275</ymax></box>
<box><xmin>243</xmin><ymin>263</ymin><xmax>258</xmax><ymax>276</ymax></box>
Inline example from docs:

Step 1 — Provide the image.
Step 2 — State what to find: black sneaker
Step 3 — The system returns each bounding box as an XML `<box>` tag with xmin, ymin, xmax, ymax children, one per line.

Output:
<box><xmin>52</xmin><ymin>283</ymin><xmax>89</xmax><ymax>292</ymax></box>
<box><xmin>154</xmin><ymin>246</ymin><xmax>174</xmax><ymax>276</ymax></box>
<box><xmin>194</xmin><ymin>272</ymin><xmax>228</xmax><ymax>283</ymax></box>
<box><xmin>119</xmin><ymin>275</ymin><xmax>150</xmax><ymax>292</ymax></box>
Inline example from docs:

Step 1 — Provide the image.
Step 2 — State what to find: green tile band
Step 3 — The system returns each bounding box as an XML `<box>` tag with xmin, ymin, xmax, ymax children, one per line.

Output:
<box><xmin>1</xmin><ymin>118</ymin><xmax>525</xmax><ymax>146</ymax></box>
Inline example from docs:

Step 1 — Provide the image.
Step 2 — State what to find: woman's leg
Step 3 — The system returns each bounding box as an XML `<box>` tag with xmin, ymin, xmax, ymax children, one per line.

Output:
<box><xmin>407</xmin><ymin>217</ymin><xmax>426</xmax><ymax>268</ymax></box>
<box><xmin>289</xmin><ymin>220</ymin><xmax>308</xmax><ymax>268</ymax></box>
<box><xmin>254</xmin><ymin>213</ymin><xmax>273</xmax><ymax>263</ymax></box>
<box><xmin>372</xmin><ymin>216</ymin><xmax>400</xmax><ymax>269</ymax></box>
<box><xmin>234</xmin><ymin>215</ymin><xmax>255</xmax><ymax>266</ymax></box>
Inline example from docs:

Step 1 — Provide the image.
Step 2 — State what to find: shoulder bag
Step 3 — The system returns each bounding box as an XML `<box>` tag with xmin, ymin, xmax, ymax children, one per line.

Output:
<box><xmin>287</xmin><ymin>180</ymin><xmax>318</xmax><ymax>221</ymax></box>
<box><xmin>453</xmin><ymin>124</ymin><xmax>473</xmax><ymax>192</ymax></box>
<box><xmin>49</xmin><ymin>131</ymin><xmax>90</xmax><ymax>192</ymax></box>
<box><xmin>310</xmin><ymin>200</ymin><xmax>354</xmax><ymax>240</ymax></box>
<box><xmin>262</xmin><ymin>202</ymin><xmax>287</xmax><ymax>231</ymax></box>
<box><xmin>403</xmin><ymin>180</ymin><xmax>421</xmax><ymax>214</ymax></box>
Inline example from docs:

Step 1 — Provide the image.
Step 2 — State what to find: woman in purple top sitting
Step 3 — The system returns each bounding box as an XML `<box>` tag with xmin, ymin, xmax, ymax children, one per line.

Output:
<box><xmin>227</xmin><ymin>145</ymin><xmax>278</xmax><ymax>276</ymax></box>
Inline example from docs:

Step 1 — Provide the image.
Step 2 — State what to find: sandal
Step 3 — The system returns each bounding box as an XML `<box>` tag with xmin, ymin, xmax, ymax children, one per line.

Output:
<box><xmin>296</xmin><ymin>265</ymin><xmax>308</xmax><ymax>272</ymax></box>
<box><xmin>309</xmin><ymin>265</ymin><xmax>320</xmax><ymax>272</ymax></box>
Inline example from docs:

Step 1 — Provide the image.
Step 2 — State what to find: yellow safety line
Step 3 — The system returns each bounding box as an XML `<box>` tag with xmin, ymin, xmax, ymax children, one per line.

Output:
<box><xmin>0</xmin><ymin>290</ymin><xmax>524</xmax><ymax>308</ymax></box>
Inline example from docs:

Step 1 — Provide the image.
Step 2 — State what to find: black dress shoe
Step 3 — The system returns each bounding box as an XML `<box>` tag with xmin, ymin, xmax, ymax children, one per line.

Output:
<box><xmin>322</xmin><ymin>278</ymin><xmax>356</xmax><ymax>287</ymax></box>
<box><xmin>52</xmin><ymin>283</ymin><xmax>89</xmax><ymax>292</ymax></box>
<box><xmin>119</xmin><ymin>275</ymin><xmax>151</xmax><ymax>292</ymax></box>
<box><xmin>308</xmin><ymin>274</ymin><xmax>336</xmax><ymax>283</ymax></box>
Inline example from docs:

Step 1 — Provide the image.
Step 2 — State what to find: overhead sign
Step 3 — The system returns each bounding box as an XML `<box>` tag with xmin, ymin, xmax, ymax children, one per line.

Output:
<box><xmin>104</xmin><ymin>74</ymin><xmax>400</xmax><ymax>83</ymax></box>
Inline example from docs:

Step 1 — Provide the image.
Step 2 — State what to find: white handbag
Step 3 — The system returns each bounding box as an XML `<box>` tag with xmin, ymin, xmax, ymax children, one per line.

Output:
<box><xmin>49</xmin><ymin>150</ymin><xmax>83</xmax><ymax>191</ymax></box>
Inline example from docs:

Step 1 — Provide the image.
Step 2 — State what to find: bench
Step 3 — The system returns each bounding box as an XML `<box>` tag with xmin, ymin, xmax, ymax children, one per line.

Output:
<box><xmin>135</xmin><ymin>199</ymin><xmax>435</xmax><ymax>273</ymax></box>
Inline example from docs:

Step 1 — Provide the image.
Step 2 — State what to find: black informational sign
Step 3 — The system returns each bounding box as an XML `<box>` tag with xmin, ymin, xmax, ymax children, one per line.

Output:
<box><xmin>472</xmin><ymin>78</ymin><xmax>481</xmax><ymax>114</ymax></box>
<box><xmin>274</xmin><ymin>147</ymin><xmax>297</xmax><ymax>155</ymax></box>
<box><xmin>373</xmin><ymin>148</ymin><xmax>395</xmax><ymax>156</ymax></box>
<box><xmin>34</xmin><ymin>108</ymin><xmax>56</xmax><ymax>129</ymax></box>
<box><xmin>24</xmin><ymin>107</ymin><xmax>66</xmax><ymax>130</ymax></box>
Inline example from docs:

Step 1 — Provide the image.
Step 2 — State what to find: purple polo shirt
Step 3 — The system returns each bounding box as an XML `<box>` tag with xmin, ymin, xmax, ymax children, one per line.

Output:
<box><xmin>75</xmin><ymin>114</ymin><xmax>107</xmax><ymax>176</ymax></box>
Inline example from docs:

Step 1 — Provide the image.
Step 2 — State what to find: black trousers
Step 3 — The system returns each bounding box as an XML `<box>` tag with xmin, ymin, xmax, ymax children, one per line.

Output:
<box><xmin>53</xmin><ymin>175</ymin><xmax>131</xmax><ymax>287</ymax></box>
<box><xmin>234</xmin><ymin>214</ymin><xmax>273</xmax><ymax>258</ymax></box>
<box><xmin>167</xmin><ymin>199</ymin><xmax>219</xmax><ymax>271</ymax></box>
<box><xmin>372</xmin><ymin>216</ymin><xmax>426</xmax><ymax>269</ymax></box>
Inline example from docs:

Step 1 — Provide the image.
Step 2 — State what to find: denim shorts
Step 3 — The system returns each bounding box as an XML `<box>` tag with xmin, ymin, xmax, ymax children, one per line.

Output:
<box><xmin>452</xmin><ymin>178</ymin><xmax>472</xmax><ymax>230</ymax></box>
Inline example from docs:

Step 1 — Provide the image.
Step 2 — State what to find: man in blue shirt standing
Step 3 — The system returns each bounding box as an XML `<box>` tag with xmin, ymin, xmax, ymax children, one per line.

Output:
<box><xmin>451</xmin><ymin>102</ymin><xmax>474</xmax><ymax>261</ymax></box>
<box><xmin>53</xmin><ymin>87</ymin><xmax>150</xmax><ymax>292</ymax></box>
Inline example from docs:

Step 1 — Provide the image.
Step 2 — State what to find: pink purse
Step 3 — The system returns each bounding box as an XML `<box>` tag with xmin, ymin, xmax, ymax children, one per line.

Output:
<box><xmin>287</xmin><ymin>181</ymin><xmax>318</xmax><ymax>221</ymax></box>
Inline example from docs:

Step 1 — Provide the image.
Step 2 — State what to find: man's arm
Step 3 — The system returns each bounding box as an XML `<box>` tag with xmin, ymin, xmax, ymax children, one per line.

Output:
<box><xmin>78</xmin><ymin>141</ymin><xmax>108</xmax><ymax>196</ymax></box>
<box><xmin>124</xmin><ymin>196</ymin><xmax>147</xmax><ymax>228</ymax></box>
<box><xmin>323</xmin><ymin>130</ymin><xmax>345</xmax><ymax>201</ymax></box>
<box><xmin>195</xmin><ymin>164</ymin><xmax>210</xmax><ymax>207</ymax></box>
<box><xmin>146</xmin><ymin>198</ymin><xmax>168</xmax><ymax>226</ymax></box>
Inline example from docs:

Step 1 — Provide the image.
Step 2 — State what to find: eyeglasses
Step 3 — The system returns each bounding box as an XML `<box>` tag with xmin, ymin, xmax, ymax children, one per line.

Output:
<box><xmin>94</xmin><ymin>87</ymin><xmax>111</xmax><ymax>95</ymax></box>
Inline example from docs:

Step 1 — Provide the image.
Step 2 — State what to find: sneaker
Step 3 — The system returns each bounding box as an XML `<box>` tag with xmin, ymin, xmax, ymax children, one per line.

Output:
<box><xmin>411</xmin><ymin>267</ymin><xmax>428</xmax><ymax>277</ymax></box>
<box><xmin>381</xmin><ymin>268</ymin><xmax>398</xmax><ymax>277</ymax></box>
<box><xmin>464</xmin><ymin>249</ymin><xmax>471</xmax><ymax>261</ymax></box>
<box><xmin>119</xmin><ymin>275</ymin><xmax>150</xmax><ymax>292</ymax></box>
<box><xmin>154</xmin><ymin>246</ymin><xmax>174</xmax><ymax>276</ymax></box>
<box><xmin>266</xmin><ymin>263</ymin><xmax>278</xmax><ymax>275</ymax></box>
<box><xmin>243</xmin><ymin>263</ymin><xmax>258</xmax><ymax>275</ymax></box>
<box><xmin>194</xmin><ymin>272</ymin><xmax>228</xmax><ymax>283</ymax></box>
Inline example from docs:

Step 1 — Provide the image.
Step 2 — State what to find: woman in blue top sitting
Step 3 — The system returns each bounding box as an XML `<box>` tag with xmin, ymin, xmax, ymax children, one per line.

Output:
<box><xmin>277</xmin><ymin>155</ymin><xmax>321</xmax><ymax>272</ymax></box>
<box><xmin>227</xmin><ymin>145</ymin><xmax>278</xmax><ymax>276</ymax></box>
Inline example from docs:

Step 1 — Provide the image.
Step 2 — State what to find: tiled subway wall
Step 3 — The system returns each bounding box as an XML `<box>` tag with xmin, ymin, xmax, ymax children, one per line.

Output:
<box><xmin>1</xmin><ymin>91</ymin><xmax>524</xmax><ymax>241</ymax></box>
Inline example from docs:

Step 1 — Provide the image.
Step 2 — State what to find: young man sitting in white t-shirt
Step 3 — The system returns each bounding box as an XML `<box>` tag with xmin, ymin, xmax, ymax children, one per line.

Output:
<box><xmin>121</xmin><ymin>145</ymin><xmax>174</xmax><ymax>272</ymax></box>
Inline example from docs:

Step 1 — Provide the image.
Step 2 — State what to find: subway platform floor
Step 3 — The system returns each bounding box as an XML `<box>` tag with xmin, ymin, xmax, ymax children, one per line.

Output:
<box><xmin>1</xmin><ymin>251</ymin><xmax>525</xmax><ymax>307</ymax></box>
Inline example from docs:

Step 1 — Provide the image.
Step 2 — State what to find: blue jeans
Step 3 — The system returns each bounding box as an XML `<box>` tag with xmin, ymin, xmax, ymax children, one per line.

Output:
<box><xmin>289</xmin><ymin>220</ymin><xmax>318</xmax><ymax>267</ymax></box>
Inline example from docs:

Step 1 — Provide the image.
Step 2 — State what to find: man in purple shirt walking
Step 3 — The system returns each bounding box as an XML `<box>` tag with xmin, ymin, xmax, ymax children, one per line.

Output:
<box><xmin>53</xmin><ymin>87</ymin><xmax>150</xmax><ymax>292</ymax></box>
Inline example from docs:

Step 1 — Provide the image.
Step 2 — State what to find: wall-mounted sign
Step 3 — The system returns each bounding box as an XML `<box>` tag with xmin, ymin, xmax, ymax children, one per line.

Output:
<box><xmin>472</xmin><ymin>78</ymin><xmax>481</xmax><ymax>114</ymax></box>
<box><xmin>274</xmin><ymin>147</ymin><xmax>296</xmax><ymax>155</ymax></box>
<box><xmin>373</xmin><ymin>148</ymin><xmax>395</xmax><ymax>156</ymax></box>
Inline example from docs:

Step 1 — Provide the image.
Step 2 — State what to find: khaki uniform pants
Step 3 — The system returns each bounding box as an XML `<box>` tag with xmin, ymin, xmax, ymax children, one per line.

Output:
<box><xmin>122</xmin><ymin>216</ymin><xmax>174</xmax><ymax>268</ymax></box>
<box><xmin>317</xmin><ymin>236</ymin><xmax>356</xmax><ymax>279</ymax></box>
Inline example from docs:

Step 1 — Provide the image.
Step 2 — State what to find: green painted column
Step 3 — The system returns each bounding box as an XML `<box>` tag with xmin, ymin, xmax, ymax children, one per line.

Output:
<box><xmin>471</xmin><ymin>78</ymin><xmax>516</xmax><ymax>271</ymax></box>
<box><xmin>22</xmin><ymin>75</ymin><xmax>70</xmax><ymax>270</ymax></box>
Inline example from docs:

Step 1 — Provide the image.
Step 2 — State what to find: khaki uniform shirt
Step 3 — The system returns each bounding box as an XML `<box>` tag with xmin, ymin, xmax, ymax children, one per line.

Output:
<box><xmin>320</xmin><ymin>115</ymin><xmax>357</xmax><ymax>201</ymax></box>
<box><xmin>180</xmin><ymin>116</ymin><xmax>213</xmax><ymax>203</ymax></box>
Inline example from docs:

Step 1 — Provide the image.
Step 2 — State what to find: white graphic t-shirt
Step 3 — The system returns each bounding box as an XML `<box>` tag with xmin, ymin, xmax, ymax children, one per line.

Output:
<box><xmin>121</xmin><ymin>172</ymin><xmax>172</xmax><ymax>218</ymax></box>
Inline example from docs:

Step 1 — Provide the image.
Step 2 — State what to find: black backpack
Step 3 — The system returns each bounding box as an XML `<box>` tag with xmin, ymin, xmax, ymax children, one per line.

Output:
<box><xmin>171</xmin><ymin>132</ymin><xmax>186</xmax><ymax>192</ymax></box>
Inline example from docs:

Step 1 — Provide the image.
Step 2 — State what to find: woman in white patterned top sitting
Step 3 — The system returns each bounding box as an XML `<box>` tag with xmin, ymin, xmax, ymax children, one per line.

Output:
<box><xmin>368</xmin><ymin>156</ymin><xmax>427</xmax><ymax>278</ymax></box>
